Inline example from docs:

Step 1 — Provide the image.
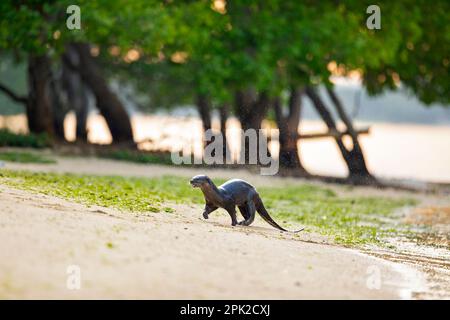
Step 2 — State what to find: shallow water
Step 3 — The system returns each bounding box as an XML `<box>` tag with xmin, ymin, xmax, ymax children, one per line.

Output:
<box><xmin>1</xmin><ymin>113</ymin><xmax>450</xmax><ymax>183</ymax></box>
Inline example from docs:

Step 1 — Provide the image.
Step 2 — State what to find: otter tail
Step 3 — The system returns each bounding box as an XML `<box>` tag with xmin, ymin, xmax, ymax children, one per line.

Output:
<box><xmin>254</xmin><ymin>194</ymin><xmax>304</xmax><ymax>233</ymax></box>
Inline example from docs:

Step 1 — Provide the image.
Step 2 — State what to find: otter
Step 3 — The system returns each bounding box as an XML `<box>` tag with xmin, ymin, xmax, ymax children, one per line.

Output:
<box><xmin>190</xmin><ymin>175</ymin><xmax>304</xmax><ymax>233</ymax></box>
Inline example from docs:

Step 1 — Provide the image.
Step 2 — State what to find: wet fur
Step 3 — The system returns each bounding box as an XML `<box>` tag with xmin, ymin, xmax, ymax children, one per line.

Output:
<box><xmin>190</xmin><ymin>175</ymin><xmax>304</xmax><ymax>233</ymax></box>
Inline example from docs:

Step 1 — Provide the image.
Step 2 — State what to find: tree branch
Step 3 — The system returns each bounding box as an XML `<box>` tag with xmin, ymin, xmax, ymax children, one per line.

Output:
<box><xmin>305</xmin><ymin>86</ymin><xmax>352</xmax><ymax>164</ymax></box>
<box><xmin>326</xmin><ymin>87</ymin><xmax>356</xmax><ymax>137</ymax></box>
<box><xmin>0</xmin><ymin>82</ymin><xmax>27</xmax><ymax>105</ymax></box>
<box><xmin>326</xmin><ymin>87</ymin><xmax>366</xmax><ymax>154</ymax></box>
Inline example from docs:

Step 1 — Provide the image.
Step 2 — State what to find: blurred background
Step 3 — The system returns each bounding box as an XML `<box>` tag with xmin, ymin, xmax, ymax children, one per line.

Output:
<box><xmin>0</xmin><ymin>0</ymin><xmax>449</xmax><ymax>183</ymax></box>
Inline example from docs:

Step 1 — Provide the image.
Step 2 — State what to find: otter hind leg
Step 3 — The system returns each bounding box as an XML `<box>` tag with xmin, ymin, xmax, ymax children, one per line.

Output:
<box><xmin>238</xmin><ymin>201</ymin><xmax>256</xmax><ymax>226</ymax></box>
<box><xmin>225</xmin><ymin>206</ymin><xmax>238</xmax><ymax>226</ymax></box>
<box><xmin>238</xmin><ymin>205</ymin><xmax>250</xmax><ymax>221</ymax></box>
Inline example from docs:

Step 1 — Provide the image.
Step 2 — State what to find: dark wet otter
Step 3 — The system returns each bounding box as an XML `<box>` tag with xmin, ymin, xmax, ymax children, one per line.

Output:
<box><xmin>190</xmin><ymin>175</ymin><xmax>304</xmax><ymax>233</ymax></box>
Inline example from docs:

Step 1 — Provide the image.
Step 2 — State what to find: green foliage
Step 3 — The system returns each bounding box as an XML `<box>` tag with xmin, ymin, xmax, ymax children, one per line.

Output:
<box><xmin>102</xmin><ymin>150</ymin><xmax>173</xmax><ymax>165</ymax></box>
<box><xmin>0</xmin><ymin>0</ymin><xmax>447</xmax><ymax>113</ymax></box>
<box><xmin>361</xmin><ymin>0</ymin><xmax>450</xmax><ymax>105</ymax></box>
<box><xmin>0</xmin><ymin>129</ymin><xmax>52</xmax><ymax>148</ymax></box>
<box><xmin>0</xmin><ymin>0</ymin><xmax>169</xmax><ymax>57</ymax></box>
<box><xmin>0</xmin><ymin>151</ymin><xmax>55</xmax><ymax>163</ymax></box>
<box><xmin>97</xmin><ymin>0</ymin><xmax>449</xmax><ymax>109</ymax></box>
<box><xmin>0</xmin><ymin>170</ymin><xmax>417</xmax><ymax>246</ymax></box>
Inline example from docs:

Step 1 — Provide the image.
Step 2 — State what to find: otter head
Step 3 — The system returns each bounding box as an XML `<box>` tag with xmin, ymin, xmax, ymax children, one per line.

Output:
<box><xmin>190</xmin><ymin>175</ymin><xmax>211</xmax><ymax>188</ymax></box>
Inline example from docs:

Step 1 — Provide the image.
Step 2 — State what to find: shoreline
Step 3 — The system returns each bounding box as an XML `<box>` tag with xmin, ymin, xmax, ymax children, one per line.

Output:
<box><xmin>2</xmin><ymin>114</ymin><xmax>450</xmax><ymax>183</ymax></box>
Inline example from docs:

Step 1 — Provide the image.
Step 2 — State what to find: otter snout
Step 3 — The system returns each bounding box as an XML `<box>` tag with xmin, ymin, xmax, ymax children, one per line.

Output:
<box><xmin>190</xmin><ymin>178</ymin><xmax>200</xmax><ymax>188</ymax></box>
<box><xmin>190</xmin><ymin>175</ymin><xmax>209</xmax><ymax>188</ymax></box>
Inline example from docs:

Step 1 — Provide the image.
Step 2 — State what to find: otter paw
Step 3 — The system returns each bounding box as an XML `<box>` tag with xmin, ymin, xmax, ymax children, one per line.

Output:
<box><xmin>202</xmin><ymin>213</ymin><xmax>209</xmax><ymax>219</ymax></box>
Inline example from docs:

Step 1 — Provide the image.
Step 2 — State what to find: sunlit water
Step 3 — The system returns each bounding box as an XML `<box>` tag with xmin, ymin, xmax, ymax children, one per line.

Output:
<box><xmin>1</xmin><ymin>113</ymin><xmax>449</xmax><ymax>183</ymax></box>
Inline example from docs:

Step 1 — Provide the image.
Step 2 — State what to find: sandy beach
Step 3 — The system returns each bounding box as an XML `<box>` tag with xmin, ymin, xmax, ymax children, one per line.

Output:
<box><xmin>1</xmin><ymin>157</ymin><xmax>449</xmax><ymax>299</ymax></box>
<box><xmin>0</xmin><ymin>184</ymin><xmax>425</xmax><ymax>299</ymax></box>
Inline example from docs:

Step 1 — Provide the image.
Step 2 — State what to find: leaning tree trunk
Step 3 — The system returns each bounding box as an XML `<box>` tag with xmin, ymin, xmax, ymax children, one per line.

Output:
<box><xmin>305</xmin><ymin>86</ymin><xmax>373</xmax><ymax>182</ymax></box>
<box><xmin>325</xmin><ymin>87</ymin><xmax>372</xmax><ymax>179</ymax></box>
<box><xmin>274</xmin><ymin>87</ymin><xmax>307</xmax><ymax>173</ymax></box>
<box><xmin>70</xmin><ymin>42</ymin><xmax>133</xmax><ymax>144</ymax></box>
<box><xmin>27</xmin><ymin>55</ymin><xmax>54</xmax><ymax>135</ymax></box>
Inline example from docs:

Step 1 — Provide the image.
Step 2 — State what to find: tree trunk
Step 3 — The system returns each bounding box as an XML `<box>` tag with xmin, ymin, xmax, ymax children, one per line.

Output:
<box><xmin>62</xmin><ymin>45</ymin><xmax>89</xmax><ymax>142</ymax></box>
<box><xmin>274</xmin><ymin>87</ymin><xmax>307</xmax><ymax>172</ymax></box>
<box><xmin>0</xmin><ymin>56</ymin><xmax>54</xmax><ymax>137</ymax></box>
<box><xmin>49</xmin><ymin>70</ymin><xmax>68</xmax><ymax>140</ymax></box>
<box><xmin>325</xmin><ymin>87</ymin><xmax>372</xmax><ymax>178</ymax></box>
<box><xmin>70</xmin><ymin>43</ymin><xmax>133</xmax><ymax>144</ymax></box>
<box><xmin>219</xmin><ymin>103</ymin><xmax>231</xmax><ymax>162</ymax></box>
<box><xmin>305</xmin><ymin>86</ymin><xmax>373</xmax><ymax>182</ymax></box>
<box><xmin>196</xmin><ymin>93</ymin><xmax>218</xmax><ymax>162</ymax></box>
<box><xmin>234</xmin><ymin>89</ymin><xmax>271</xmax><ymax>164</ymax></box>
<box><xmin>27</xmin><ymin>55</ymin><xmax>54</xmax><ymax>135</ymax></box>
<box><xmin>196</xmin><ymin>93</ymin><xmax>212</xmax><ymax>133</ymax></box>
<box><xmin>235</xmin><ymin>89</ymin><xmax>270</xmax><ymax>131</ymax></box>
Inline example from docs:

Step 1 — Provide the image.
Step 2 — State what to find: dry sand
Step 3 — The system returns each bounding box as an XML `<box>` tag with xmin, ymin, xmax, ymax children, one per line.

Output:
<box><xmin>0</xmin><ymin>185</ymin><xmax>426</xmax><ymax>299</ymax></box>
<box><xmin>1</xmin><ymin>157</ymin><xmax>448</xmax><ymax>299</ymax></box>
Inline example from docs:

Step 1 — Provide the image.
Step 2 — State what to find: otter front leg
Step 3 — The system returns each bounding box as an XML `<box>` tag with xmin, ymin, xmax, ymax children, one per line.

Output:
<box><xmin>202</xmin><ymin>204</ymin><xmax>218</xmax><ymax>220</ymax></box>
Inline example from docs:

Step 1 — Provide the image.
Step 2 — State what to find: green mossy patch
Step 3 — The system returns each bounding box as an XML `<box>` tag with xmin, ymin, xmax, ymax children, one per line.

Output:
<box><xmin>0</xmin><ymin>170</ymin><xmax>417</xmax><ymax>246</ymax></box>
<box><xmin>0</xmin><ymin>151</ymin><xmax>56</xmax><ymax>164</ymax></box>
